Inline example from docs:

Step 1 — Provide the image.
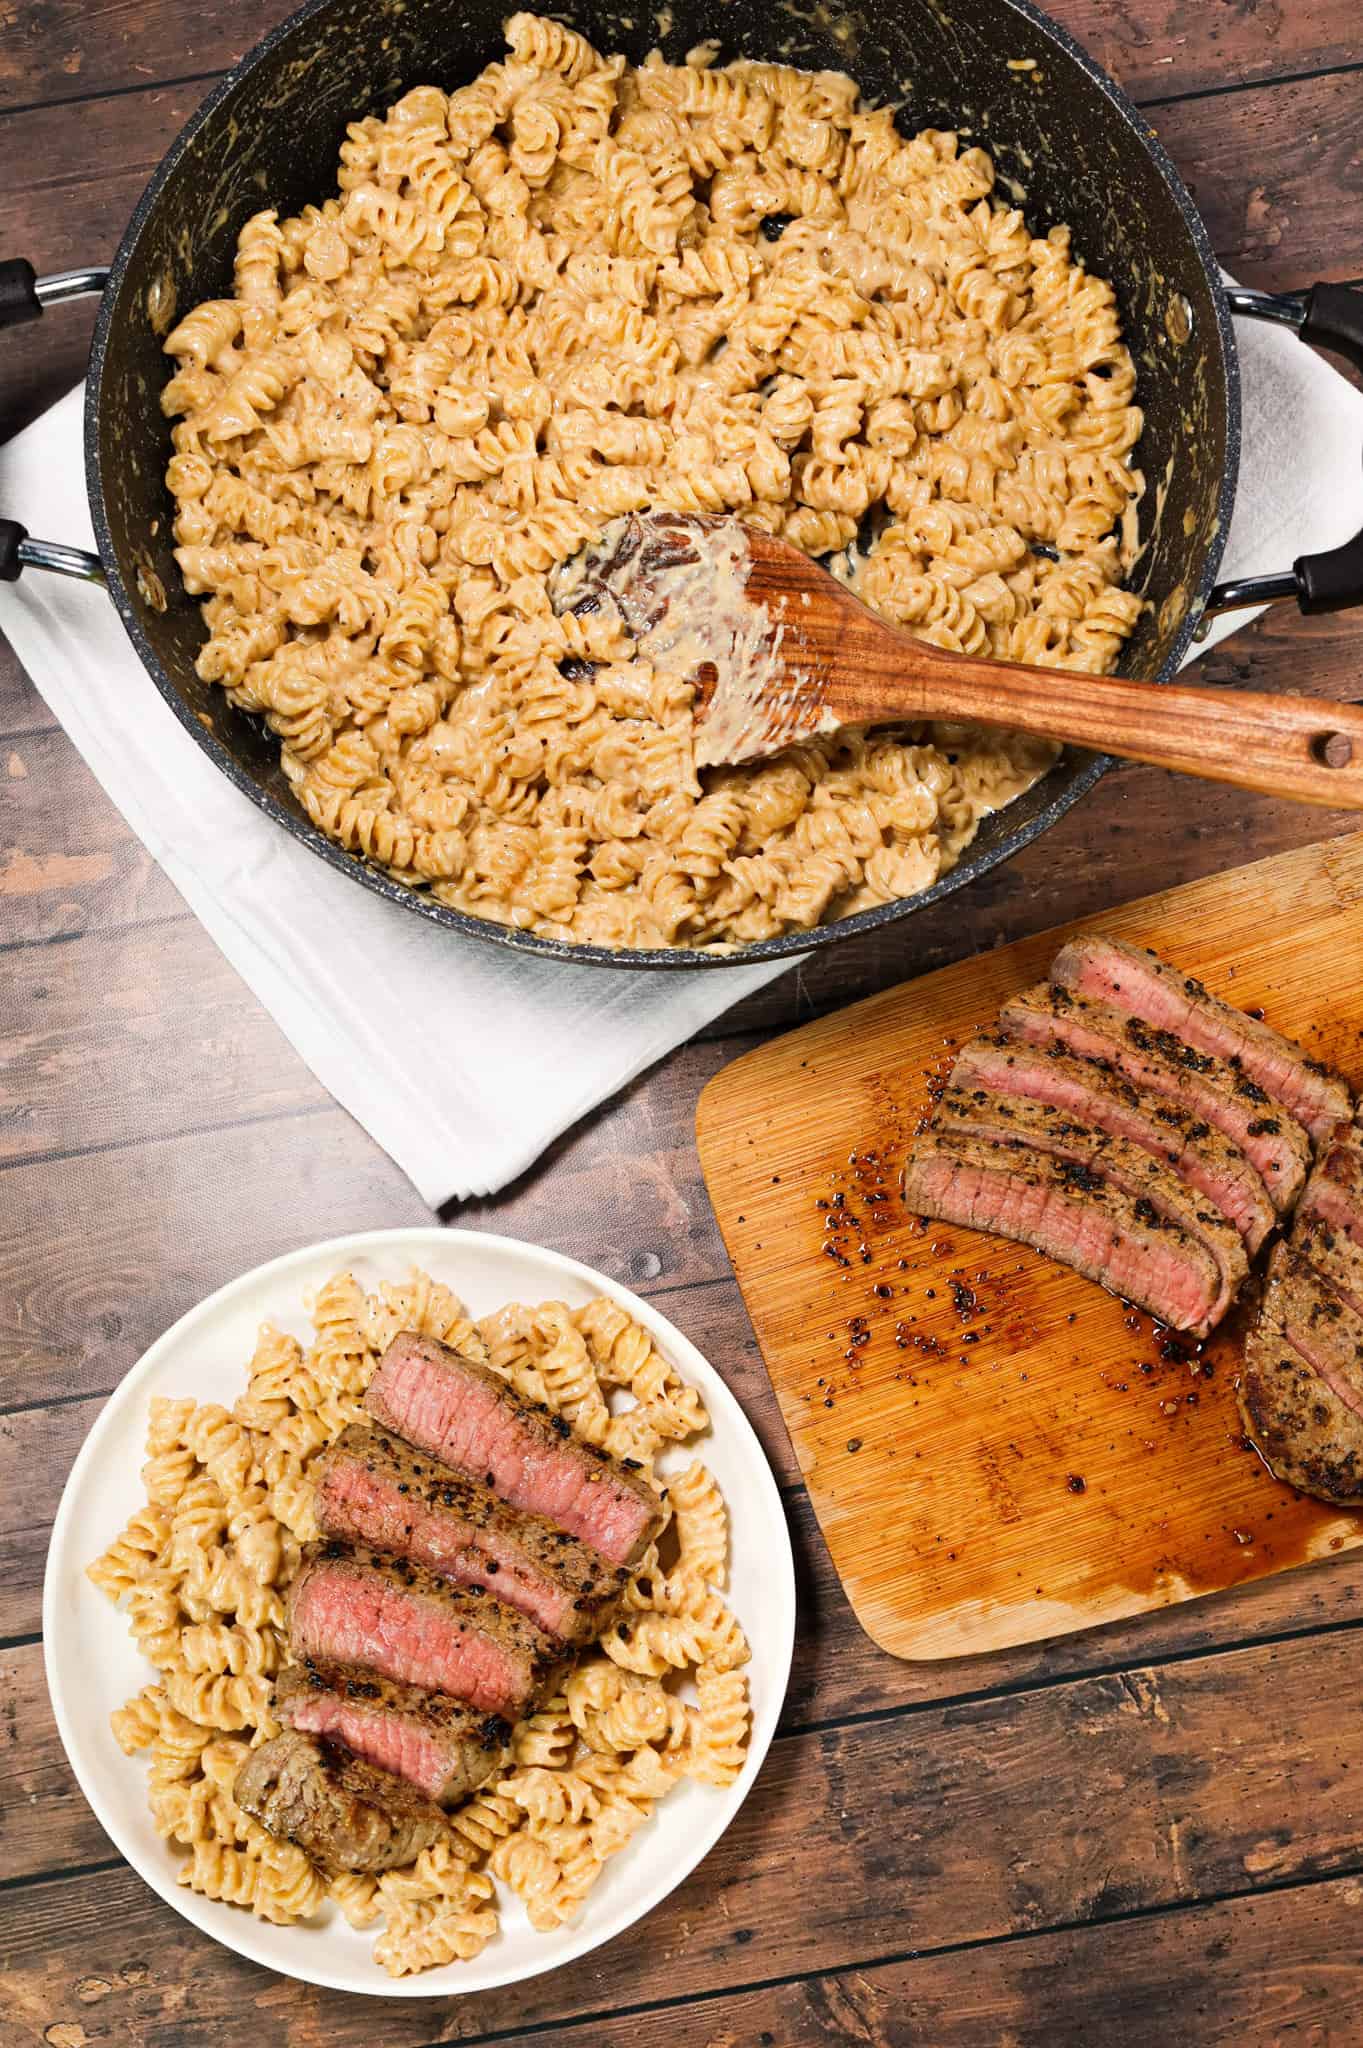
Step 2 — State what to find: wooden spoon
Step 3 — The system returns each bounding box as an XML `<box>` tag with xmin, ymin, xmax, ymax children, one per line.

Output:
<box><xmin>550</xmin><ymin>512</ymin><xmax>1363</xmax><ymax>808</ymax></box>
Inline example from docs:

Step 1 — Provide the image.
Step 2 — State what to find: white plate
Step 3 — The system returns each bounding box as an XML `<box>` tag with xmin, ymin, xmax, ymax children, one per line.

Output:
<box><xmin>43</xmin><ymin>1227</ymin><xmax>795</xmax><ymax>1997</ymax></box>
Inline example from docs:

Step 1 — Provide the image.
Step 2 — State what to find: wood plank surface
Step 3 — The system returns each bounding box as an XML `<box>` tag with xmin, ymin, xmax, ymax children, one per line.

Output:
<box><xmin>699</xmin><ymin>834</ymin><xmax>1363</xmax><ymax>1658</ymax></box>
<box><xmin>4</xmin><ymin>0</ymin><xmax>1357</xmax><ymax>114</ymax></box>
<box><xmin>0</xmin><ymin>727</ymin><xmax>175</xmax><ymax>946</ymax></box>
<box><xmin>0</xmin><ymin>1119</ymin><xmax>431</xmax><ymax>1412</ymax></box>
<box><xmin>9</xmin><ymin>1865</ymin><xmax>1361</xmax><ymax>2048</ymax></box>
<box><xmin>8</xmin><ymin>1627</ymin><xmax>1363</xmax><ymax>2044</ymax></box>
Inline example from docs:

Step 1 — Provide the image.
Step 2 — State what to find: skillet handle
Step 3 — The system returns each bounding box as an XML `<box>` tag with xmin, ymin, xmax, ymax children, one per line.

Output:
<box><xmin>0</xmin><ymin>519</ymin><xmax>104</xmax><ymax>585</ymax></box>
<box><xmin>0</xmin><ymin>264</ymin><xmax>110</xmax><ymax>584</ymax></box>
<box><xmin>0</xmin><ymin>260</ymin><xmax>109</xmax><ymax>330</ymax></box>
<box><xmin>1207</xmin><ymin>282</ymin><xmax>1363</xmax><ymax>619</ymax></box>
<box><xmin>0</xmin><ymin>259</ymin><xmax>40</xmax><ymax>327</ymax></box>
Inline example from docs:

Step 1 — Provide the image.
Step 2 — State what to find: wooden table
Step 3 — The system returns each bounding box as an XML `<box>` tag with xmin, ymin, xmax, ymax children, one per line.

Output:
<box><xmin>3</xmin><ymin>4</ymin><xmax>1363</xmax><ymax>2041</ymax></box>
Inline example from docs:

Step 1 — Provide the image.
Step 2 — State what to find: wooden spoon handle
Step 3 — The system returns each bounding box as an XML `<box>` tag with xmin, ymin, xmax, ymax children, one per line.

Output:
<box><xmin>917</xmin><ymin>658</ymin><xmax>1363</xmax><ymax>809</ymax></box>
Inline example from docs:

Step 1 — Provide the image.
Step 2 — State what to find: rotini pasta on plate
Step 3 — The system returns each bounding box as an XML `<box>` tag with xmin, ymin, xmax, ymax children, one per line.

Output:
<box><xmin>161</xmin><ymin>14</ymin><xmax>1143</xmax><ymax>952</ymax></box>
<box><xmin>88</xmin><ymin>1267</ymin><xmax>751</xmax><ymax>1977</ymax></box>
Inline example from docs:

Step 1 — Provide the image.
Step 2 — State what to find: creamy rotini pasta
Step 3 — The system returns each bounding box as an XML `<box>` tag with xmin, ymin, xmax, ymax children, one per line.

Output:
<box><xmin>162</xmin><ymin>13</ymin><xmax>1143</xmax><ymax>951</ymax></box>
<box><xmin>88</xmin><ymin>1267</ymin><xmax>749</xmax><ymax>1978</ymax></box>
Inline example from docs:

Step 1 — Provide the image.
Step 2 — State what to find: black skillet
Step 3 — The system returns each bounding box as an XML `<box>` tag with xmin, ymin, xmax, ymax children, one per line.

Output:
<box><xmin>2</xmin><ymin>0</ymin><xmax>1362</xmax><ymax>969</ymax></box>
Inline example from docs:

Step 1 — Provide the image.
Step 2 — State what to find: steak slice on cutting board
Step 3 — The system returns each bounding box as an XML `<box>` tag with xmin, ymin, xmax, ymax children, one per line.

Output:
<box><xmin>274</xmin><ymin>1661</ymin><xmax>511</xmax><ymax>1806</ymax></box>
<box><xmin>1238</xmin><ymin>1245</ymin><xmax>1363</xmax><ymax>1504</ymax></box>
<box><xmin>1295</xmin><ymin>1213</ymin><xmax>1363</xmax><ymax>1321</ymax></box>
<box><xmin>902</xmin><ymin>1130</ymin><xmax>1225</xmax><ymax>1336</ymax></box>
<box><xmin>950</xmin><ymin>1033</ymin><xmax>1276</xmax><ymax>1254</ymax></box>
<box><xmin>289</xmin><ymin>1544</ymin><xmax>558</xmax><ymax>1718</ymax></box>
<box><xmin>234</xmin><ymin>1728</ymin><xmax>451</xmax><ymax>1873</ymax></box>
<box><xmin>998</xmin><ymin>982</ymin><xmax>1311</xmax><ymax>1214</ymax></box>
<box><xmin>1050</xmin><ymin>935</ymin><xmax>1352</xmax><ymax>1145</ymax></box>
<box><xmin>1297</xmin><ymin>1124</ymin><xmax>1363</xmax><ymax>1247</ymax></box>
<box><xmin>931</xmin><ymin>1084</ymin><xmax>1248</xmax><ymax>1325</ymax></box>
<box><xmin>315</xmin><ymin>1424</ymin><xmax>631</xmax><ymax>1645</ymax></box>
<box><xmin>366</xmin><ymin>1331</ymin><xmax>663</xmax><ymax>1566</ymax></box>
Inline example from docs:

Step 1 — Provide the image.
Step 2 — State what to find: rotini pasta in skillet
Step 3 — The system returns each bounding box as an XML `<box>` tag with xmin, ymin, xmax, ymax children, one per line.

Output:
<box><xmin>89</xmin><ymin>1267</ymin><xmax>750</xmax><ymax>1978</ymax></box>
<box><xmin>162</xmin><ymin>15</ymin><xmax>1143</xmax><ymax>950</ymax></box>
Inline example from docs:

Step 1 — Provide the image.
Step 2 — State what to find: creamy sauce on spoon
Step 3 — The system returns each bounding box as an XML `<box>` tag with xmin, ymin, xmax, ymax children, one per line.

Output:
<box><xmin>550</xmin><ymin>513</ymin><xmax>837</xmax><ymax>768</ymax></box>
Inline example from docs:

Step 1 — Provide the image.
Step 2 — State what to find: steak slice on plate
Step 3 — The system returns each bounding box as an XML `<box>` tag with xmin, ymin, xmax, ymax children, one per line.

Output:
<box><xmin>998</xmin><ymin>982</ymin><xmax>1311</xmax><ymax>1214</ymax></box>
<box><xmin>366</xmin><ymin>1331</ymin><xmax>663</xmax><ymax>1566</ymax></box>
<box><xmin>950</xmin><ymin>1033</ymin><xmax>1276</xmax><ymax>1254</ymax></box>
<box><xmin>931</xmin><ymin>1084</ymin><xmax>1248</xmax><ymax>1326</ymax></box>
<box><xmin>315</xmin><ymin>1424</ymin><xmax>630</xmax><ymax>1645</ymax></box>
<box><xmin>1050</xmin><ymin>935</ymin><xmax>1351</xmax><ymax>1145</ymax></box>
<box><xmin>902</xmin><ymin>1130</ymin><xmax>1224</xmax><ymax>1335</ymax></box>
<box><xmin>288</xmin><ymin>1544</ymin><xmax>558</xmax><ymax>1718</ymax></box>
<box><xmin>1238</xmin><ymin>1245</ymin><xmax>1363</xmax><ymax>1504</ymax></box>
<box><xmin>274</xmin><ymin>1661</ymin><xmax>511</xmax><ymax>1806</ymax></box>
<box><xmin>233</xmin><ymin>1727</ymin><xmax>450</xmax><ymax>1873</ymax></box>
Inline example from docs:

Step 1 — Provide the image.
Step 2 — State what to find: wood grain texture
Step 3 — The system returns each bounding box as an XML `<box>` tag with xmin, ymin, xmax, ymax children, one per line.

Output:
<box><xmin>0</xmin><ymin>727</ymin><xmax>176</xmax><ymax>944</ymax></box>
<box><xmin>8</xmin><ymin>1627</ymin><xmax>1363</xmax><ymax>2042</ymax></box>
<box><xmin>699</xmin><ymin>833</ymin><xmax>1363</xmax><ymax>1659</ymax></box>
<box><xmin>10</xmin><ymin>1868</ymin><xmax>1363</xmax><ymax>2048</ymax></box>
<box><xmin>1149</xmin><ymin>70</ymin><xmax>1363</xmax><ymax>289</ymax></box>
<box><xmin>0</xmin><ymin>917</ymin><xmax>334</xmax><ymax>1161</ymax></box>
<box><xmin>0</xmin><ymin>1118</ymin><xmax>431</xmax><ymax>1414</ymax></box>
<box><xmin>4</xmin><ymin>0</ymin><xmax>1358</xmax><ymax>114</ymax></box>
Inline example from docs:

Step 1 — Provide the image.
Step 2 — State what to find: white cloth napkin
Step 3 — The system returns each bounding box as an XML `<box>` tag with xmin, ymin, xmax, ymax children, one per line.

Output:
<box><xmin>3</xmin><ymin>308</ymin><xmax>1361</xmax><ymax>1206</ymax></box>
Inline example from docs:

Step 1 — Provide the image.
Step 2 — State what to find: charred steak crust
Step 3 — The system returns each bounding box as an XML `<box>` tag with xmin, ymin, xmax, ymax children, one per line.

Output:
<box><xmin>365</xmin><ymin>1331</ymin><xmax>665</xmax><ymax>1566</ymax></box>
<box><xmin>288</xmin><ymin>1543</ymin><xmax>560</xmax><ymax>1718</ymax></box>
<box><xmin>315</xmin><ymin>1423</ymin><xmax>631</xmax><ymax>1645</ymax></box>
<box><xmin>1296</xmin><ymin>1213</ymin><xmax>1363</xmax><ymax>1320</ymax></box>
<box><xmin>998</xmin><ymin>982</ymin><xmax>1312</xmax><ymax>1213</ymax></box>
<box><xmin>1300</xmin><ymin>1129</ymin><xmax>1363</xmax><ymax>1247</ymax></box>
<box><xmin>1238</xmin><ymin>1246</ymin><xmax>1363</xmax><ymax>1505</ymax></box>
<box><xmin>950</xmin><ymin>1032</ymin><xmax>1277</xmax><ymax>1254</ymax></box>
<box><xmin>274</xmin><ymin>1661</ymin><xmax>512</xmax><ymax>1806</ymax></box>
<box><xmin>902</xmin><ymin>1129</ymin><xmax>1224</xmax><ymax>1336</ymax></box>
<box><xmin>1050</xmin><ymin>935</ymin><xmax>1351</xmax><ymax>1144</ymax></box>
<box><xmin>233</xmin><ymin>1727</ymin><xmax>451</xmax><ymax>1873</ymax></box>
<box><xmin>932</xmin><ymin>1083</ymin><xmax>1248</xmax><ymax>1324</ymax></box>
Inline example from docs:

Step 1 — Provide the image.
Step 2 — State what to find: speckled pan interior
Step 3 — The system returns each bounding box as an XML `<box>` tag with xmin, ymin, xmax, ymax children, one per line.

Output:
<box><xmin>86</xmin><ymin>0</ymin><xmax>1239</xmax><ymax>969</ymax></box>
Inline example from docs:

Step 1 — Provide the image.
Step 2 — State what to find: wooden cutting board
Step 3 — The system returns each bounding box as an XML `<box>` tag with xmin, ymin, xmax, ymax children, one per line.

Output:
<box><xmin>697</xmin><ymin>832</ymin><xmax>1363</xmax><ymax>1661</ymax></box>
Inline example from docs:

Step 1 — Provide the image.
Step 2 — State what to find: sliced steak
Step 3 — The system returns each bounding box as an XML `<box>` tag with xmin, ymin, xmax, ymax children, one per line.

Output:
<box><xmin>316</xmin><ymin>1424</ymin><xmax>630</xmax><ymax>1645</ymax></box>
<box><xmin>288</xmin><ymin>1544</ymin><xmax>558</xmax><ymax>1718</ymax></box>
<box><xmin>1238</xmin><ymin>1246</ymin><xmax>1363</xmax><ymax>1504</ymax></box>
<box><xmin>932</xmin><ymin>1084</ymin><xmax>1248</xmax><ymax>1325</ymax></box>
<box><xmin>1297</xmin><ymin>1126</ymin><xmax>1363</xmax><ymax>1248</ymax></box>
<box><xmin>950</xmin><ymin>1033</ymin><xmax>1276</xmax><ymax>1254</ymax></box>
<box><xmin>233</xmin><ymin>1728</ymin><xmax>450</xmax><ymax>1873</ymax></box>
<box><xmin>902</xmin><ymin>1130</ymin><xmax>1224</xmax><ymax>1335</ymax></box>
<box><xmin>366</xmin><ymin>1331</ymin><xmax>663</xmax><ymax>1566</ymax></box>
<box><xmin>275</xmin><ymin>1662</ymin><xmax>511</xmax><ymax>1806</ymax></box>
<box><xmin>1051</xmin><ymin>935</ymin><xmax>1352</xmax><ymax>1145</ymax></box>
<box><xmin>1294</xmin><ymin>1213</ymin><xmax>1363</xmax><ymax>1321</ymax></box>
<box><xmin>998</xmin><ymin>982</ymin><xmax>1311</xmax><ymax>1215</ymax></box>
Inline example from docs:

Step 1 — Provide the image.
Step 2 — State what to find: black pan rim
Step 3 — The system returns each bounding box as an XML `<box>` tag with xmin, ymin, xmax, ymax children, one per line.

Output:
<box><xmin>85</xmin><ymin>0</ymin><xmax>1242</xmax><ymax>973</ymax></box>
